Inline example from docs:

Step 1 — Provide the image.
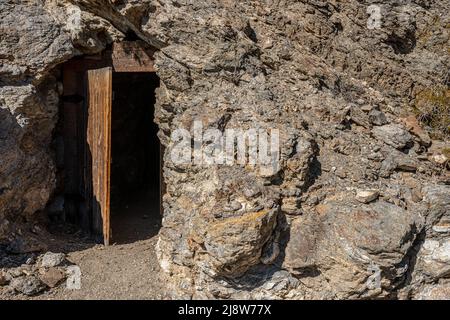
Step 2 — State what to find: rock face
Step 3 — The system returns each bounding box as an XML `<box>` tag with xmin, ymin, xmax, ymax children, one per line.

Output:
<box><xmin>1</xmin><ymin>0</ymin><xmax>449</xmax><ymax>299</ymax></box>
<box><xmin>284</xmin><ymin>199</ymin><xmax>424</xmax><ymax>299</ymax></box>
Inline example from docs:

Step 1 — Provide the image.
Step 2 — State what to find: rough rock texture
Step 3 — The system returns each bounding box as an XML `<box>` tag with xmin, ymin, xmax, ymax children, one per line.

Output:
<box><xmin>1</xmin><ymin>0</ymin><xmax>449</xmax><ymax>299</ymax></box>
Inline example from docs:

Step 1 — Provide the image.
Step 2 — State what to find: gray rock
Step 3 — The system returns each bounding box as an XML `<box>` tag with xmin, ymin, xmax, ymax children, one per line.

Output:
<box><xmin>368</xmin><ymin>110</ymin><xmax>388</xmax><ymax>126</ymax></box>
<box><xmin>415</xmin><ymin>239</ymin><xmax>450</xmax><ymax>280</ymax></box>
<box><xmin>397</xmin><ymin>157</ymin><xmax>418</xmax><ymax>172</ymax></box>
<box><xmin>414</xmin><ymin>283</ymin><xmax>450</xmax><ymax>300</ymax></box>
<box><xmin>41</xmin><ymin>252</ymin><xmax>66</xmax><ymax>268</ymax></box>
<box><xmin>380</xmin><ymin>155</ymin><xmax>398</xmax><ymax>178</ymax></box>
<box><xmin>7</xmin><ymin>268</ymin><xmax>23</xmax><ymax>278</ymax></box>
<box><xmin>372</xmin><ymin>124</ymin><xmax>414</xmax><ymax>149</ymax></box>
<box><xmin>283</xmin><ymin>199</ymin><xmax>424</xmax><ymax>298</ymax></box>
<box><xmin>422</xmin><ymin>184</ymin><xmax>450</xmax><ymax>237</ymax></box>
<box><xmin>10</xmin><ymin>276</ymin><xmax>46</xmax><ymax>296</ymax></box>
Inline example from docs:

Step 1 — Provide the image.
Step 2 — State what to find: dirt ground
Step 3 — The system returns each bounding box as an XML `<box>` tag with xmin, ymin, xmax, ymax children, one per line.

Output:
<box><xmin>1</xmin><ymin>191</ymin><xmax>171</xmax><ymax>300</ymax></box>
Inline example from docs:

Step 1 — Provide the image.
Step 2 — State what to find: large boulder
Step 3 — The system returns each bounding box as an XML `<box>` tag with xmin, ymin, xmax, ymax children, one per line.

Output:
<box><xmin>284</xmin><ymin>199</ymin><xmax>424</xmax><ymax>299</ymax></box>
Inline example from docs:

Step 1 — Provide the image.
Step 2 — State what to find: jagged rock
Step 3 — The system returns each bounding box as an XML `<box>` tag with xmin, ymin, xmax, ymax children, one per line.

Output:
<box><xmin>39</xmin><ymin>267</ymin><xmax>66</xmax><ymax>288</ymax></box>
<box><xmin>415</xmin><ymin>239</ymin><xmax>450</xmax><ymax>280</ymax></box>
<box><xmin>283</xmin><ymin>199</ymin><xmax>424</xmax><ymax>298</ymax></box>
<box><xmin>6</xmin><ymin>268</ymin><xmax>24</xmax><ymax>279</ymax></box>
<box><xmin>397</xmin><ymin>157</ymin><xmax>418</xmax><ymax>172</ymax></box>
<box><xmin>399</xmin><ymin>184</ymin><xmax>450</xmax><ymax>298</ymax></box>
<box><xmin>202</xmin><ymin>208</ymin><xmax>278</xmax><ymax>277</ymax></box>
<box><xmin>414</xmin><ymin>283</ymin><xmax>450</xmax><ymax>300</ymax></box>
<box><xmin>427</xmin><ymin>141</ymin><xmax>450</xmax><ymax>167</ymax></box>
<box><xmin>400</xmin><ymin>116</ymin><xmax>432</xmax><ymax>147</ymax></box>
<box><xmin>372</xmin><ymin>124</ymin><xmax>414</xmax><ymax>150</ymax></box>
<box><xmin>355</xmin><ymin>190</ymin><xmax>379</xmax><ymax>204</ymax></box>
<box><xmin>40</xmin><ymin>252</ymin><xmax>66</xmax><ymax>268</ymax></box>
<box><xmin>9</xmin><ymin>276</ymin><xmax>46</xmax><ymax>296</ymax></box>
<box><xmin>422</xmin><ymin>184</ymin><xmax>450</xmax><ymax>237</ymax></box>
<box><xmin>368</xmin><ymin>110</ymin><xmax>388</xmax><ymax>126</ymax></box>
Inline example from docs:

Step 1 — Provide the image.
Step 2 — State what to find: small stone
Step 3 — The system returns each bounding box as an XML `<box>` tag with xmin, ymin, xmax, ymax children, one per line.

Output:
<box><xmin>368</xmin><ymin>110</ymin><xmax>388</xmax><ymax>126</ymax></box>
<box><xmin>411</xmin><ymin>189</ymin><xmax>423</xmax><ymax>203</ymax></box>
<box><xmin>367</xmin><ymin>152</ymin><xmax>384</xmax><ymax>161</ymax></box>
<box><xmin>19</xmin><ymin>264</ymin><xmax>33</xmax><ymax>276</ymax></box>
<box><xmin>258</xmin><ymin>165</ymin><xmax>279</xmax><ymax>177</ymax></box>
<box><xmin>361</xmin><ymin>104</ymin><xmax>373</xmax><ymax>112</ymax></box>
<box><xmin>430</xmin><ymin>154</ymin><xmax>448</xmax><ymax>165</ymax></box>
<box><xmin>262</xmin><ymin>38</ymin><xmax>273</xmax><ymax>49</ymax></box>
<box><xmin>229</xmin><ymin>200</ymin><xmax>242</xmax><ymax>211</ymax></box>
<box><xmin>10</xmin><ymin>276</ymin><xmax>46</xmax><ymax>296</ymax></box>
<box><xmin>39</xmin><ymin>267</ymin><xmax>66</xmax><ymax>288</ymax></box>
<box><xmin>432</xmin><ymin>219</ymin><xmax>450</xmax><ymax>234</ymax></box>
<box><xmin>356</xmin><ymin>190</ymin><xmax>379</xmax><ymax>204</ymax></box>
<box><xmin>243</xmin><ymin>186</ymin><xmax>261</xmax><ymax>199</ymax></box>
<box><xmin>397</xmin><ymin>158</ymin><xmax>417</xmax><ymax>172</ymax></box>
<box><xmin>41</xmin><ymin>252</ymin><xmax>66</xmax><ymax>267</ymax></box>
<box><xmin>7</xmin><ymin>268</ymin><xmax>24</xmax><ymax>278</ymax></box>
<box><xmin>432</xmin><ymin>224</ymin><xmax>450</xmax><ymax>233</ymax></box>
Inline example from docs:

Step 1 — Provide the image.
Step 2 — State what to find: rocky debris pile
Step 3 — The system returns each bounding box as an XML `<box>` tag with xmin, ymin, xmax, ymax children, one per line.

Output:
<box><xmin>0</xmin><ymin>250</ymin><xmax>81</xmax><ymax>297</ymax></box>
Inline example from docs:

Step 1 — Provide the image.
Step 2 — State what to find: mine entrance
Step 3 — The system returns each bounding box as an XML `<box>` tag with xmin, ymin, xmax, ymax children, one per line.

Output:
<box><xmin>60</xmin><ymin>41</ymin><xmax>162</xmax><ymax>245</ymax></box>
<box><xmin>110</xmin><ymin>73</ymin><xmax>161</xmax><ymax>244</ymax></box>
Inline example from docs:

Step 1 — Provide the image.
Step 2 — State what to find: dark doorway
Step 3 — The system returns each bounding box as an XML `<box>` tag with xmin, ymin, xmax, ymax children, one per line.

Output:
<box><xmin>110</xmin><ymin>73</ymin><xmax>161</xmax><ymax>244</ymax></box>
<box><xmin>57</xmin><ymin>43</ymin><xmax>161</xmax><ymax>245</ymax></box>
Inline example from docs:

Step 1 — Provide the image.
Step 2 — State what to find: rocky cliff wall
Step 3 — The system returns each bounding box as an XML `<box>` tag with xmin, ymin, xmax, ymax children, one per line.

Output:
<box><xmin>0</xmin><ymin>0</ymin><xmax>449</xmax><ymax>299</ymax></box>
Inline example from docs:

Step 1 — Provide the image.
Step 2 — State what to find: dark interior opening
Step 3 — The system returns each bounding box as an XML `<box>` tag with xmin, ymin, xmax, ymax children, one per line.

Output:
<box><xmin>110</xmin><ymin>72</ymin><xmax>161</xmax><ymax>244</ymax></box>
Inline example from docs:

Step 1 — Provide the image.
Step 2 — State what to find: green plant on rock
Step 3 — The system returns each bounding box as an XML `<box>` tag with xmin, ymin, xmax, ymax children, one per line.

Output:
<box><xmin>413</xmin><ymin>86</ymin><xmax>450</xmax><ymax>139</ymax></box>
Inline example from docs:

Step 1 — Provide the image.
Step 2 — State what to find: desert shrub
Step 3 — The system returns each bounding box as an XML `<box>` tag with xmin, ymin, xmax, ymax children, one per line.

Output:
<box><xmin>413</xmin><ymin>86</ymin><xmax>450</xmax><ymax>139</ymax></box>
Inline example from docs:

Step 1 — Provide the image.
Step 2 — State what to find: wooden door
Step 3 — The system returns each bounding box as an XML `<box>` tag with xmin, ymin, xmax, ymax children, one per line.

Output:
<box><xmin>86</xmin><ymin>67</ymin><xmax>112</xmax><ymax>245</ymax></box>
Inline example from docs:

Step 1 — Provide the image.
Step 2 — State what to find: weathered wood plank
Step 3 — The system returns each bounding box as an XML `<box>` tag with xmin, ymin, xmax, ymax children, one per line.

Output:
<box><xmin>86</xmin><ymin>67</ymin><xmax>112</xmax><ymax>245</ymax></box>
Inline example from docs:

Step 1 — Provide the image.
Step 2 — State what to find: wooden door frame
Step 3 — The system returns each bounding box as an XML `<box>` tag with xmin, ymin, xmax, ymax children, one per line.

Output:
<box><xmin>86</xmin><ymin>67</ymin><xmax>112</xmax><ymax>245</ymax></box>
<box><xmin>62</xmin><ymin>41</ymin><xmax>160</xmax><ymax>245</ymax></box>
